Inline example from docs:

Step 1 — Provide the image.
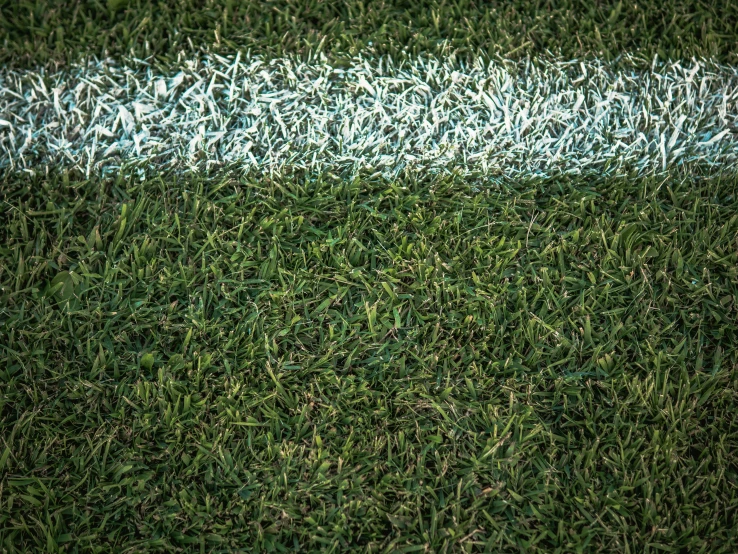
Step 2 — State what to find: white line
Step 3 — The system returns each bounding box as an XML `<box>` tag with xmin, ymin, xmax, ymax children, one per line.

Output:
<box><xmin>1</xmin><ymin>54</ymin><xmax>737</xmax><ymax>178</ymax></box>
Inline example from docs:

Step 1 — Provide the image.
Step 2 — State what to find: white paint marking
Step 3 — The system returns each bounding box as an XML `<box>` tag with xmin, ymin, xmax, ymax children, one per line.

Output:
<box><xmin>0</xmin><ymin>54</ymin><xmax>736</xmax><ymax>177</ymax></box>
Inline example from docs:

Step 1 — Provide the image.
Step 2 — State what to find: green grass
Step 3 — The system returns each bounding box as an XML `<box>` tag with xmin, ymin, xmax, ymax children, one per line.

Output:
<box><xmin>1</xmin><ymin>0</ymin><xmax>738</xmax><ymax>68</ymax></box>
<box><xmin>1</xmin><ymin>167</ymin><xmax>737</xmax><ymax>551</ymax></box>
<box><xmin>2</xmin><ymin>2</ymin><xmax>737</xmax><ymax>550</ymax></box>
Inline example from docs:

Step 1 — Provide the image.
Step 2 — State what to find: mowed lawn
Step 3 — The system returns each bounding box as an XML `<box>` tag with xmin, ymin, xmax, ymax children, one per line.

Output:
<box><xmin>1</xmin><ymin>0</ymin><xmax>738</xmax><ymax>551</ymax></box>
<box><xmin>2</xmin><ymin>0</ymin><xmax>738</xmax><ymax>67</ymax></box>
<box><xmin>1</xmin><ymin>167</ymin><xmax>737</xmax><ymax>551</ymax></box>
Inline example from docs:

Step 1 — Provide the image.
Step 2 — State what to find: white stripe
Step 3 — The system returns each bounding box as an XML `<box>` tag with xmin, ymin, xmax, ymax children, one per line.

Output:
<box><xmin>1</xmin><ymin>54</ymin><xmax>737</xmax><ymax>177</ymax></box>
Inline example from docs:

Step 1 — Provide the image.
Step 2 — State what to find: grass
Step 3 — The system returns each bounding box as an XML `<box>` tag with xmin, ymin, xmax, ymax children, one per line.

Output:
<box><xmin>2</xmin><ymin>1</ymin><xmax>737</xmax><ymax>551</ymax></box>
<box><xmin>1</xmin><ymin>167</ymin><xmax>737</xmax><ymax>551</ymax></box>
<box><xmin>1</xmin><ymin>0</ymin><xmax>738</xmax><ymax>68</ymax></box>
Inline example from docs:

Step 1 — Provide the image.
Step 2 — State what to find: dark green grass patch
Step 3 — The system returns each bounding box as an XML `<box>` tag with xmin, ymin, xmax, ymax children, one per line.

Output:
<box><xmin>1</xmin><ymin>0</ymin><xmax>738</xmax><ymax>68</ymax></box>
<box><xmin>1</xmin><ymin>168</ymin><xmax>737</xmax><ymax>551</ymax></box>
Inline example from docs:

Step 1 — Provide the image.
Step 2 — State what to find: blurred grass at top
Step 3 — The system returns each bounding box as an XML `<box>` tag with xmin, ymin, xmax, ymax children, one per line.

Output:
<box><xmin>1</xmin><ymin>0</ymin><xmax>737</xmax><ymax>68</ymax></box>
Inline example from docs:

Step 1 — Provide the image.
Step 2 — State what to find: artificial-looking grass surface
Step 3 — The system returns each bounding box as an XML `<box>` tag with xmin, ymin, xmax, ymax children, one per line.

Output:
<box><xmin>1</xmin><ymin>0</ymin><xmax>738</xmax><ymax>68</ymax></box>
<box><xmin>1</xmin><ymin>168</ymin><xmax>737</xmax><ymax>551</ymax></box>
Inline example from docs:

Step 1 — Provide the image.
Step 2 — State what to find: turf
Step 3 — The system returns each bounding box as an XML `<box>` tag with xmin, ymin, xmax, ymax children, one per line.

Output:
<box><xmin>1</xmin><ymin>167</ymin><xmax>737</xmax><ymax>551</ymax></box>
<box><xmin>1</xmin><ymin>0</ymin><xmax>738</xmax><ymax>68</ymax></box>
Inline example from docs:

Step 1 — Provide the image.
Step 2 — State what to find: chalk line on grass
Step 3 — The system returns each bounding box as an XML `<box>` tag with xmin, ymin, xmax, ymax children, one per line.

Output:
<box><xmin>1</xmin><ymin>54</ymin><xmax>737</xmax><ymax>177</ymax></box>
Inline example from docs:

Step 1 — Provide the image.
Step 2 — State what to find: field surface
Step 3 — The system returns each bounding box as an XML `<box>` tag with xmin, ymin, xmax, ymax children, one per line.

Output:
<box><xmin>1</xmin><ymin>2</ymin><xmax>737</xmax><ymax>552</ymax></box>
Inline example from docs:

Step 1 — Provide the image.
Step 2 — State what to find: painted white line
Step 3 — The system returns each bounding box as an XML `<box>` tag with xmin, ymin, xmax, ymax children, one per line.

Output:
<box><xmin>1</xmin><ymin>54</ymin><xmax>737</xmax><ymax>177</ymax></box>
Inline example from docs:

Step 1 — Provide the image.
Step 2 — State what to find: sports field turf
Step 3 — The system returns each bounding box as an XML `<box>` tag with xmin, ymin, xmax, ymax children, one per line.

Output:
<box><xmin>1</xmin><ymin>2</ymin><xmax>737</xmax><ymax>552</ymax></box>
